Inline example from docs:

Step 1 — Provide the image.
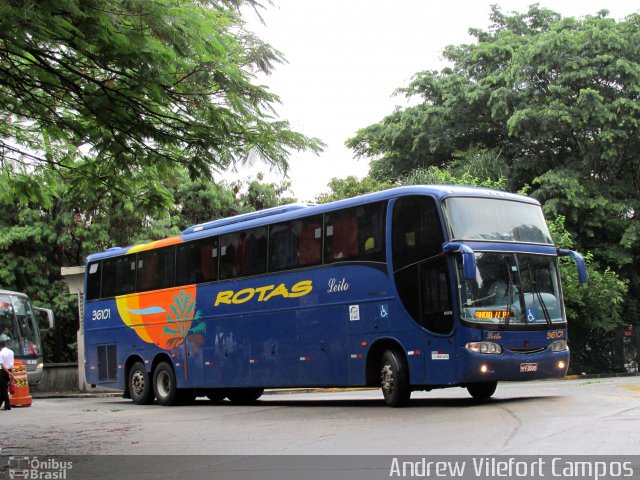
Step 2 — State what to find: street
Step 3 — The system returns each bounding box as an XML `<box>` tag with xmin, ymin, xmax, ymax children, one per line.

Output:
<box><xmin>3</xmin><ymin>376</ymin><xmax>639</xmax><ymax>456</ymax></box>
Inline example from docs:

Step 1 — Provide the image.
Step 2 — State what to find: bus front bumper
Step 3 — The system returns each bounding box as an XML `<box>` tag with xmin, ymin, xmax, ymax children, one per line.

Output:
<box><xmin>458</xmin><ymin>348</ymin><xmax>570</xmax><ymax>383</ymax></box>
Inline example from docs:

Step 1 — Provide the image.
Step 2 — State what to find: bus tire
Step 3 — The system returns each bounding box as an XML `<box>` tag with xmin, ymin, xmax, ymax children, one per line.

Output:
<box><xmin>380</xmin><ymin>350</ymin><xmax>411</xmax><ymax>407</ymax></box>
<box><xmin>128</xmin><ymin>361</ymin><xmax>154</xmax><ymax>405</ymax></box>
<box><xmin>226</xmin><ymin>388</ymin><xmax>264</xmax><ymax>404</ymax></box>
<box><xmin>153</xmin><ymin>361</ymin><xmax>178</xmax><ymax>406</ymax></box>
<box><xmin>467</xmin><ymin>381</ymin><xmax>497</xmax><ymax>400</ymax></box>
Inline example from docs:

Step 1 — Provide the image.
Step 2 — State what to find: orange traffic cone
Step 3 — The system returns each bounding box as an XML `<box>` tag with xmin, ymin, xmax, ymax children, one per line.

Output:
<box><xmin>10</xmin><ymin>359</ymin><xmax>32</xmax><ymax>407</ymax></box>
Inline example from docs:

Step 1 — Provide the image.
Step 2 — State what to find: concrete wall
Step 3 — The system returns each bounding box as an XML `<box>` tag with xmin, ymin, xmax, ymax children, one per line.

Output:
<box><xmin>31</xmin><ymin>363</ymin><xmax>79</xmax><ymax>393</ymax></box>
<box><xmin>31</xmin><ymin>363</ymin><xmax>118</xmax><ymax>394</ymax></box>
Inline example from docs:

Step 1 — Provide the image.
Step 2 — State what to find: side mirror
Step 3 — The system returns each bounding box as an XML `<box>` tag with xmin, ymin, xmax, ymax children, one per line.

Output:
<box><xmin>443</xmin><ymin>242</ymin><xmax>477</xmax><ymax>282</ymax></box>
<box><xmin>34</xmin><ymin>307</ymin><xmax>55</xmax><ymax>331</ymax></box>
<box><xmin>557</xmin><ymin>249</ymin><xmax>588</xmax><ymax>284</ymax></box>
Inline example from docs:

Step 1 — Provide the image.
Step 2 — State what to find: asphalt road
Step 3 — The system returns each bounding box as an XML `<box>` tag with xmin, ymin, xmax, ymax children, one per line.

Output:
<box><xmin>3</xmin><ymin>376</ymin><xmax>639</xmax><ymax>457</ymax></box>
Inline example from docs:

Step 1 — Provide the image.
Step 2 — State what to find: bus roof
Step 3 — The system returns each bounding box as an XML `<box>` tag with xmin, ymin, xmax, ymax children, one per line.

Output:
<box><xmin>86</xmin><ymin>185</ymin><xmax>539</xmax><ymax>262</ymax></box>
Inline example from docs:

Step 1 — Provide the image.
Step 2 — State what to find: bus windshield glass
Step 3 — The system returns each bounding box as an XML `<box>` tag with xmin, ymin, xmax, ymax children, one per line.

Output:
<box><xmin>0</xmin><ymin>294</ymin><xmax>41</xmax><ymax>356</ymax></box>
<box><xmin>443</xmin><ymin>197</ymin><xmax>553</xmax><ymax>244</ymax></box>
<box><xmin>456</xmin><ymin>252</ymin><xmax>564</xmax><ymax>325</ymax></box>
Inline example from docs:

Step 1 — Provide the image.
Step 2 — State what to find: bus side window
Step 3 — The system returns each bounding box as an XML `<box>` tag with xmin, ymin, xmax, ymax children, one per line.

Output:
<box><xmin>393</xmin><ymin>196</ymin><xmax>443</xmax><ymax>269</ymax></box>
<box><xmin>220</xmin><ymin>227</ymin><xmax>267</xmax><ymax>279</ymax></box>
<box><xmin>270</xmin><ymin>215</ymin><xmax>322</xmax><ymax>272</ymax></box>
<box><xmin>176</xmin><ymin>238</ymin><xmax>218</xmax><ymax>286</ymax></box>
<box><xmin>393</xmin><ymin>196</ymin><xmax>452</xmax><ymax>334</ymax></box>
<box><xmin>297</xmin><ymin>217</ymin><xmax>322</xmax><ymax>266</ymax></box>
<box><xmin>102</xmin><ymin>255</ymin><xmax>136</xmax><ymax>297</ymax></box>
<box><xmin>270</xmin><ymin>223</ymin><xmax>298</xmax><ymax>271</ymax></box>
<box><xmin>325</xmin><ymin>202</ymin><xmax>386</xmax><ymax>263</ymax></box>
<box><xmin>86</xmin><ymin>262</ymin><xmax>102</xmax><ymax>300</ymax></box>
<box><xmin>325</xmin><ymin>214</ymin><xmax>358</xmax><ymax>261</ymax></box>
<box><xmin>420</xmin><ymin>257</ymin><xmax>453</xmax><ymax>334</ymax></box>
<box><xmin>137</xmin><ymin>247</ymin><xmax>175</xmax><ymax>293</ymax></box>
<box><xmin>219</xmin><ymin>233</ymin><xmax>238</xmax><ymax>280</ymax></box>
<box><xmin>244</xmin><ymin>227</ymin><xmax>268</xmax><ymax>276</ymax></box>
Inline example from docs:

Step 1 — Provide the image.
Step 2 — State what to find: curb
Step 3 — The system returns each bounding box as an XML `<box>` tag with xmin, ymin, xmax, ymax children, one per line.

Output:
<box><xmin>28</xmin><ymin>373</ymin><xmax>640</xmax><ymax>399</ymax></box>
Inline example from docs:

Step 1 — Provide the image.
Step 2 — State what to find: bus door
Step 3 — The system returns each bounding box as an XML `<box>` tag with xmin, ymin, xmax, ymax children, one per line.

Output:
<box><xmin>391</xmin><ymin>196</ymin><xmax>457</xmax><ymax>386</ymax></box>
<box><xmin>418</xmin><ymin>257</ymin><xmax>457</xmax><ymax>386</ymax></box>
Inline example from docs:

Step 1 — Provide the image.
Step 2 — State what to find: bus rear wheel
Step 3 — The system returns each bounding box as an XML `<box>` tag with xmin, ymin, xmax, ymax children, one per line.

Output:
<box><xmin>153</xmin><ymin>361</ymin><xmax>178</xmax><ymax>406</ymax></box>
<box><xmin>128</xmin><ymin>361</ymin><xmax>154</xmax><ymax>405</ymax></box>
<box><xmin>379</xmin><ymin>350</ymin><xmax>411</xmax><ymax>407</ymax></box>
<box><xmin>467</xmin><ymin>381</ymin><xmax>497</xmax><ymax>400</ymax></box>
<box><xmin>226</xmin><ymin>388</ymin><xmax>264</xmax><ymax>404</ymax></box>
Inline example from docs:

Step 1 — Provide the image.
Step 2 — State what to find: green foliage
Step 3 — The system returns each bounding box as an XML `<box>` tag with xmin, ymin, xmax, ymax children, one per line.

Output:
<box><xmin>316</xmin><ymin>176</ymin><xmax>394</xmax><ymax>203</ymax></box>
<box><xmin>0</xmin><ymin>160</ymin><xmax>295</xmax><ymax>363</ymax></box>
<box><xmin>347</xmin><ymin>4</ymin><xmax>640</xmax><ymax>372</ymax></box>
<box><xmin>401</xmin><ymin>166</ymin><xmax>506</xmax><ymax>190</ymax></box>
<box><xmin>0</xmin><ymin>0</ymin><xmax>322</xmax><ymax>206</ymax></box>
<box><xmin>318</xmin><ymin>166</ymin><xmax>507</xmax><ymax>203</ymax></box>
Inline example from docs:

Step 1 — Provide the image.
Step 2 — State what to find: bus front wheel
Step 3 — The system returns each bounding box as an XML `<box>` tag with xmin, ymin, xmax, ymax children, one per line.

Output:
<box><xmin>467</xmin><ymin>381</ymin><xmax>497</xmax><ymax>400</ymax></box>
<box><xmin>128</xmin><ymin>361</ymin><xmax>154</xmax><ymax>405</ymax></box>
<box><xmin>153</xmin><ymin>361</ymin><xmax>178</xmax><ymax>406</ymax></box>
<box><xmin>379</xmin><ymin>350</ymin><xmax>411</xmax><ymax>407</ymax></box>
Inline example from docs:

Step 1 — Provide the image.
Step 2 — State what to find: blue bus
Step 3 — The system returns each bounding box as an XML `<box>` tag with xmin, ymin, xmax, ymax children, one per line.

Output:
<box><xmin>83</xmin><ymin>185</ymin><xmax>587</xmax><ymax>407</ymax></box>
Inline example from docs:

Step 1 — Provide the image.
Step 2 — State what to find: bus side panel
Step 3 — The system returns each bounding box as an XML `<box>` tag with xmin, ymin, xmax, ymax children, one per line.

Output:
<box><xmin>246</xmin><ymin>310</ymin><xmax>299</xmax><ymax>387</ymax></box>
<box><xmin>297</xmin><ymin>306</ymin><xmax>349</xmax><ymax>386</ymax></box>
<box><xmin>206</xmin><ymin>315</ymin><xmax>250</xmax><ymax>387</ymax></box>
<box><xmin>84</xmin><ymin>299</ymin><xmax>121</xmax><ymax>388</ymax></box>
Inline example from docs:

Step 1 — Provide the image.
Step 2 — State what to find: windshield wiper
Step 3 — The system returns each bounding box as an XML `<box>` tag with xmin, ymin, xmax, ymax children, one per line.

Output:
<box><xmin>503</xmin><ymin>281</ymin><xmax>513</xmax><ymax>328</ymax></box>
<box><xmin>529</xmin><ymin>268</ymin><xmax>551</xmax><ymax>325</ymax></box>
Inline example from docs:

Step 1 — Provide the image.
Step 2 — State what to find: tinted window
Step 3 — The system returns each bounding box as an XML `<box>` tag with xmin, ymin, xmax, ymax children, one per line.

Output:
<box><xmin>393</xmin><ymin>196</ymin><xmax>443</xmax><ymax>270</ymax></box>
<box><xmin>102</xmin><ymin>255</ymin><xmax>136</xmax><ymax>297</ymax></box>
<box><xmin>443</xmin><ymin>197</ymin><xmax>552</xmax><ymax>243</ymax></box>
<box><xmin>220</xmin><ymin>227</ymin><xmax>268</xmax><ymax>279</ymax></box>
<box><xmin>86</xmin><ymin>262</ymin><xmax>102</xmax><ymax>300</ymax></box>
<box><xmin>324</xmin><ymin>202</ymin><xmax>386</xmax><ymax>263</ymax></box>
<box><xmin>270</xmin><ymin>215</ymin><xmax>322</xmax><ymax>271</ymax></box>
<box><xmin>137</xmin><ymin>247</ymin><xmax>175</xmax><ymax>292</ymax></box>
<box><xmin>176</xmin><ymin>237</ymin><xmax>218</xmax><ymax>285</ymax></box>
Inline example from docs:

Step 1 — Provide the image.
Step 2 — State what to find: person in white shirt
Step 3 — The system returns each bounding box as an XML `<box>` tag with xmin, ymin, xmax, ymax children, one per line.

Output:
<box><xmin>0</xmin><ymin>334</ymin><xmax>14</xmax><ymax>410</ymax></box>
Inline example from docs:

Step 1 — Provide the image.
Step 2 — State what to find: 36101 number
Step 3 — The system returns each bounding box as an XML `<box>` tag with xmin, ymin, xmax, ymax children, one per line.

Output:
<box><xmin>91</xmin><ymin>309</ymin><xmax>111</xmax><ymax>321</ymax></box>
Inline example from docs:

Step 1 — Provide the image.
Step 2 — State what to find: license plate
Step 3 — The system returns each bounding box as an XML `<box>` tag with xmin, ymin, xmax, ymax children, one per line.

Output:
<box><xmin>520</xmin><ymin>363</ymin><xmax>538</xmax><ymax>372</ymax></box>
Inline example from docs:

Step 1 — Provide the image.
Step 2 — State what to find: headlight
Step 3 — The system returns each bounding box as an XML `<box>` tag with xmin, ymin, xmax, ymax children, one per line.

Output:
<box><xmin>466</xmin><ymin>342</ymin><xmax>502</xmax><ymax>355</ymax></box>
<box><xmin>550</xmin><ymin>340</ymin><xmax>568</xmax><ymax>352</ymax></box>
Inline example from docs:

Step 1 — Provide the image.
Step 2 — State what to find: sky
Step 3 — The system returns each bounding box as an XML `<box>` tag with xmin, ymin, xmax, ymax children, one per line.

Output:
<box><xmin>239</xmin><ymin>1</ymin><xmax>638</xmax><ymax>201</ymax></box>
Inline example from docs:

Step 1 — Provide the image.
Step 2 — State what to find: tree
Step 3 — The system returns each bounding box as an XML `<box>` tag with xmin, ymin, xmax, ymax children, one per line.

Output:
<box><xmin>547</xmin><ymin>216</ymin><xmax>628</xmax><ymax>373</ymax></box>
<box><xmin>0</xmin><ymin>160</ymin><xmax>297</xmax><ymax>363</ymax></box>
<box><xmin>347</xmin><ymin>5</ymin><xmax>640</xmax><ymax>258</ymax></box>
<box><xmin>316</xmin><ymin>175</ymin><xmax>394</xmax><ymax>203</ymax></box>
<box><xmin>0</xmin><ymin>0</ymin><xmax>322</xmax><ymax>205</ymax></box>
<box><xmin>346</xmin><ymin>5</ymin><xmax>640</xmax><ymax>370</ymax></box>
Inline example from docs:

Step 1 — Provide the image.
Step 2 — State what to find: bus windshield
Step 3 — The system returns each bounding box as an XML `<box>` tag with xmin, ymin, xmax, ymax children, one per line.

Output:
<box><xmin>0</xmin><ymin>294</ymin><xmax>41</xmax><ymax>357</ymax></box>
<box><xmin>443</xmin><ymin>197</ymin><xmax>553</xmax><ymax>244</ymax></box>
<box><xmin>456</xmin><ymin>252</ymin><xmax>564</xmax><ymax>325</ymax></box>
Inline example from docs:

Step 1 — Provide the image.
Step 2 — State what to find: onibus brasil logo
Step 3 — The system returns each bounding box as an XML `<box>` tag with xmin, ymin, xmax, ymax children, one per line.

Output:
<box><xmin>8</xmin><ymin>456</ymin><xmax>72</xmax><ymax>479</ymax></box>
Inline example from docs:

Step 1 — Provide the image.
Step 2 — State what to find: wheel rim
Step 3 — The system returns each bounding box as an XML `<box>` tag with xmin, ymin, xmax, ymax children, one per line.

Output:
<box><xmin>131</xmin><ymin>370</ymin><xmax>145</xmax><ymax>396</ymax></box>
<box><xmin>156</xmin><ymin>370</ymin><xmax>171</xmax><ymax>398</ymax></box>
<box><xmin>381</xmin><ymin>361</ymin><xmax>394</xmax><ymax>396</ymax></box>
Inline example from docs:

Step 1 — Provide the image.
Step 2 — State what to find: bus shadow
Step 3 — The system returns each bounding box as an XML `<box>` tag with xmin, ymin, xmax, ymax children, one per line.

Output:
<box><xmin>184</xmin><ymin>394</ymin><xmax>563</xmax><ymax>409</ymax></box>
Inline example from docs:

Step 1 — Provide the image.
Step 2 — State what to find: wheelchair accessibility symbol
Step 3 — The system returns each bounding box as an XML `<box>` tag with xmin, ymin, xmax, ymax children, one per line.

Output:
<box><xmin>380</xmin><ymin>304</ymin><xmax>389</xmax><ymax>318</ymax></box>
<box><xmin>527</xmin><ymin>308</ymin><xmax>537</xmax><ymax>322</ymax></box>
